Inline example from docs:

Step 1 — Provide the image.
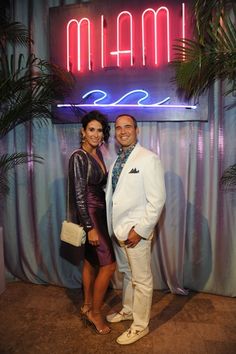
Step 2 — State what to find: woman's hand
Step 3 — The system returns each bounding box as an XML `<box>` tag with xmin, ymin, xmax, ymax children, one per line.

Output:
<box><xmin>88</xmin><ymin>229</ymin><xmax>100</xmax><ymax>246</ymax></box>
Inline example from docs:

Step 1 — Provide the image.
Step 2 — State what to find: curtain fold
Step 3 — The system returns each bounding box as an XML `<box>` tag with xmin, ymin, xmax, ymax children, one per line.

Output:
<box><xmin>1</xmin><ymin>0</ymin><xmax>236</xmax><ymax>296</ymax></box>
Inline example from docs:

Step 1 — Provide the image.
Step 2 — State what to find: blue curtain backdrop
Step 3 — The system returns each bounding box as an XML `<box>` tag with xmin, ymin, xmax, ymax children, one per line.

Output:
<box><xmin>1</xmin><ymin>0</ymin><xmax>236</xmax><ymax>297</ymax></box>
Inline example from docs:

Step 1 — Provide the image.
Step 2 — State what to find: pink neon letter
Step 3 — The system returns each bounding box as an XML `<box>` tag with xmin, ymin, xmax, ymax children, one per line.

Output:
<box><xmin>101</xmin><ymin>15</ymin><xmax>104</xmax><ymax>68</ymax></box>
<box><xmin>142</xmin><ymin>7</ymin><xmax>170</xmax><ymax>66</ymax></box>
<box><xmin>110</xmin><ymin>11</ymin><xmax>133</xmax><ymax>67</ymax></box>
<box><xmin>182</xmin><ymin>3</ymin><xmax>186</xmax><ymax>60</ymax></box>
<box><xmin>67</xmin><ymin>18</ymin><xmax>91</xmax><ymax>72</ymax></box>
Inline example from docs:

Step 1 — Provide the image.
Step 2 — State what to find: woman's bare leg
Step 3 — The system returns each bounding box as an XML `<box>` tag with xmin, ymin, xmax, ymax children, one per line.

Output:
<box><xmin>88</xmin><ymin>262</ymin><xmax>116</xmax><ymax>332</ymax></box>
<box><xmin>81</xmin><ymin>259</ymin><xmax>96</xmax><ymax>312</ymax></box>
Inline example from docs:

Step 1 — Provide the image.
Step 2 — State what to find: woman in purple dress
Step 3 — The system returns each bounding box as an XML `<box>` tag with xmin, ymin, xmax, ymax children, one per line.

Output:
<box><xmin>68</xmin><ymin>111</ymin><xmax>116</xmax><ymax>334</ymax></box>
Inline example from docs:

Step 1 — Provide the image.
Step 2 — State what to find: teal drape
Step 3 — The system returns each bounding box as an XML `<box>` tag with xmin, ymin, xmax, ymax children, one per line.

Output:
<box><xmin>1</xmin><ymin>0</ymin><xmax>236</xmax><ymax>296</ymax></box>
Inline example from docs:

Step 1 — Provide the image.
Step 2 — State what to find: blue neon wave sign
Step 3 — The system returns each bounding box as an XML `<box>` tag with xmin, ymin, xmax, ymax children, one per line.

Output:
<box><xmin>57</xmin><ymin>89</ymin><xmax>197</xmax><ymax>109</ymax></box>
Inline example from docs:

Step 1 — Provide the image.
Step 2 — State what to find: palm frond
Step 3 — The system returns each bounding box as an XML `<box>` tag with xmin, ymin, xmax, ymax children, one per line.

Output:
<box><xmin>0</xmin><ymin>153</ymin><xmax>43</xmax><ymax>170</ymax></box>
<box><xmin>0</xmin><ymin>18</ymin><xmax>32</xmax><ymax>47</ymax></box>
<box><xmin>172</xmin><ymin>1</ymin><xmax>236</xmax><ymax>100</ymax></box>
<box><xmin>0</xmin><ymin>54</ymin><xmax>75</xmax><ymax>137</ymax></box>
<box><xmin>0</xmin><ymin>14</ymin><xmax>76</xmax><ymax>196</ymax></box>
<box><xmin>0</xmin><ymin>153</ymin><xmax>44</xmax><ymax>196</ymax></box>
<box><xmin>194</xmin><ymin>0</ymin><xmax>234</xmax><ymax>41</ymax></box>
<box><xmin>221</xmin><ymin>164</ymin><xmax>236</xmax><ymax>187</ymax></box>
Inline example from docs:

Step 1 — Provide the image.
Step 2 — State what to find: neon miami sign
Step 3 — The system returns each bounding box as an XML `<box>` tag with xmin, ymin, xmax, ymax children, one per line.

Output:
<box><xmin>66</xmin><ymin>3</ymin><xmax>186</xmax><ymax>72</ymax></box>
<box><xmin>50</xmin><ymin>1</ymin><xmax>208</xmax><ymax>122</ymax></box>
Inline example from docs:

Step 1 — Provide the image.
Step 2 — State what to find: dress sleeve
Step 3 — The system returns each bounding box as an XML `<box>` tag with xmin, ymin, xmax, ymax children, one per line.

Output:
<box><xmin>68</xmin><ymin>151</ymin><xmax>94</xmax><ymax>232</ymax></box>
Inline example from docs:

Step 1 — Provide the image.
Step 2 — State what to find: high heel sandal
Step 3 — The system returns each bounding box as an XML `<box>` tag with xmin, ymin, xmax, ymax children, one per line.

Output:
<box><xmin>80</xmin><ymin>303</ymin><xmax>91</xmax><ymax>319</ymax></box>
<box><xmin>85</xmin><ymin>310</ymin><xmax>111</xmax><ymax>335</ymax></box>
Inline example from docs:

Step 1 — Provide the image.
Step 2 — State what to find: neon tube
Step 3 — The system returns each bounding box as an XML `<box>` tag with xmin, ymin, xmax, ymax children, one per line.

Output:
<box><xmin>110</xmin><ymin>11</ymin><xmax>133</xmax><ymax>67</ymax></box>
<box><xmin>57</xmin><ymin>89</ymin><xmax>197</xmax><ymax>109</ymax></box>
<box><xmin>142</xmin><ymin>7</ymin><xmax>170</xmax><ymax>66</ymax></box>
<box><xmin>101</xmin><ymin>15</ymin><xmax>105</xmax><ymax>68</ymax></box>
<box><xmin>67</xmin><ymin>18</ymin><xmax>91</xmax><ymax>71</ymax></box>
<box><xmin>182</xmin><ymin>3</ymin><xmax>186</xmax><ymax>60</ymax></box>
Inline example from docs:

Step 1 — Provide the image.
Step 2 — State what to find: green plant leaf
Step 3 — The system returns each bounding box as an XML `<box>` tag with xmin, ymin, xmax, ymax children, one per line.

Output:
<box><xmin>221</xmin><ymin>164</ymin><xmax>236</xmax><ymax>187</ymax></box>
<box><xmin>0</xmin><ymin>153</ymin><xmax>44</xmax><ymax>196</ymax></box>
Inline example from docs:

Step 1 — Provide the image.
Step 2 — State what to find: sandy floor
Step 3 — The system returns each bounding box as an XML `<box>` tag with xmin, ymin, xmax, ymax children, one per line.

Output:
<box><xmin>1</xmin><ymin>282</ymin><xmax>236</xmax><ymax>354</ymax></box>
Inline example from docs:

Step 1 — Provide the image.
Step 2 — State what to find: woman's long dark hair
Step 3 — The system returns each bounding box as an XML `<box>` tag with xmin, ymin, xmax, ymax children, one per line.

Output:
<box><xmin>81</xmin><ymin>110</ymin><xmax>110</xmax><ymax>143</ymax></box>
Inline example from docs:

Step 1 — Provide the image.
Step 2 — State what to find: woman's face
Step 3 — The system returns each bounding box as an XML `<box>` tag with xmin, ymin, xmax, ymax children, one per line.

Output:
<box><xmin>82</xmin><ymin>120</ymin><xmax>104</xmax><ymax>148</ymax></box>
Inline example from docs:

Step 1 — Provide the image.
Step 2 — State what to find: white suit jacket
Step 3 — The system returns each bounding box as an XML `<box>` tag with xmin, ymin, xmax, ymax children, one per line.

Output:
<box><xmin>106</xmin><ymin>143</ymin><xmax>166</xmax><ymax>241</ymax></box>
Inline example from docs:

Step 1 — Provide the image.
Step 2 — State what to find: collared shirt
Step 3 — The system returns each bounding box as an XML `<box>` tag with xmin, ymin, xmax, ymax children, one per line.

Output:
<box><xmin>112</xmin><ymin>143</ymin><xmax>136</xmax><ymax>192</ymax></box>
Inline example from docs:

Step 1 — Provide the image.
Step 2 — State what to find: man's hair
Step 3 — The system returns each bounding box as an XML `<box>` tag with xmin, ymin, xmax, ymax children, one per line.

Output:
<box><xmin>115</xmin><ymin>114</ymin><xmax>138</xmax><ymax>129</ymax></box>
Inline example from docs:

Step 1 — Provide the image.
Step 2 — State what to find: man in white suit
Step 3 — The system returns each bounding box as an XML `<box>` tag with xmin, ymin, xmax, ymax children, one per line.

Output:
<box><xmin>106</xmin><ymin>114</ymin><xmax>166</xmax><ymax>345</ymax></box>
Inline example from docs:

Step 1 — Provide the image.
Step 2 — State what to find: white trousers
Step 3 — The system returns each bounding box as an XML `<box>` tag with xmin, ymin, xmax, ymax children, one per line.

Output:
<box><xmin>112</xmin><ymin>237</ymin><xmax>153</xmax><ymax>331</ymax></box>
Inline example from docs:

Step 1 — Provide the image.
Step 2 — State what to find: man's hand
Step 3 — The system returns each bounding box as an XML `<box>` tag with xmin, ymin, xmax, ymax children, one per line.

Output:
<box><xmin>88</xmin><ymin>229</ymin><xmax>100</xmax><ymax>246</ymax></box>
<box><xmin>125</xmin><ymin>228</ymin><xmax>142</xmax><ymax>248</ymax></box>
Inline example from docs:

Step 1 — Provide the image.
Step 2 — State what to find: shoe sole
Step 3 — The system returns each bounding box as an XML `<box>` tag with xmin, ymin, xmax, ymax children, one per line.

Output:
<box><xmin>106</xmin><ymin>314</ymin><xmax>133</xmax><ymax>323</ymax></box>
<box><xmin>107</xmin><ymin>317</ymin><xmax>133</xmax><ymax>323</ymax></box>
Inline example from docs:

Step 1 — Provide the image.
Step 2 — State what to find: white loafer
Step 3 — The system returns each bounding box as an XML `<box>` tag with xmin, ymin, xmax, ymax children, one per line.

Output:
<box><xmin>106</xmin><ymin>311</ymin><xmax>133</xmax><ymax>323</ymax></box>
<box><xmin>116</xmin><ymin>327</ymin><xmax>149</xmax><ymax>345</ymax></box>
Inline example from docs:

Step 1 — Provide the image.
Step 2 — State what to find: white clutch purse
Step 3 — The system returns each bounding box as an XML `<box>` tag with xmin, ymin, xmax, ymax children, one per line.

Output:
<box><xmin>60</xmin><ymin>220</ymin><xmax>86</xmax><ymax>247</ymax></box>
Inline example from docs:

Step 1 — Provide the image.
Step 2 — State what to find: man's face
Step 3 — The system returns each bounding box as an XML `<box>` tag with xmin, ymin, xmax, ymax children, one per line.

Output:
<box><xmin>115</xmin><ymin>115</ymin><xmax>139</xmax><ymax>149</ymax></box>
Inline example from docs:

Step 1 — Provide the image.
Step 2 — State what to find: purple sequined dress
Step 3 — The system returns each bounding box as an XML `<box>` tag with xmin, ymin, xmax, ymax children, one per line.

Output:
<box><xmin>68</xmin><ymin>148</ymin><xmax>115</xmax><ymax>267</ymax></box>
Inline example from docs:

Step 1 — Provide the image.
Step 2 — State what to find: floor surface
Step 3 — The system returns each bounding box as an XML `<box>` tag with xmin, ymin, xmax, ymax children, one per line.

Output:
<box><xmin>0</xmin><ymin>282</ymin><xmax>236</xmax><ymax>354</ymax></box>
